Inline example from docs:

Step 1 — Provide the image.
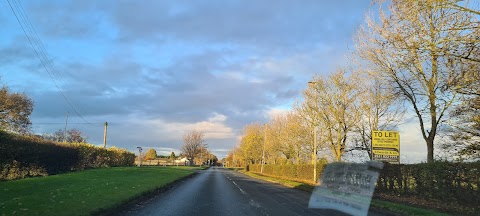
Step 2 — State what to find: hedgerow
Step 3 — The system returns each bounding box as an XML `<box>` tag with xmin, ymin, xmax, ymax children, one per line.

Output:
<box><xmin>248</xmin><ymin>160</ymin><xmax>327</xmax><ymax>184</ymax></box>
<box><xmin>376</xmin><ymin>162</ymin><xmax>480</xmax><ymax>209</ymax></box>
<box><xmin>247</xmin><ymin>161</ymin><xmax>479</xmax><ymax>212</ymax></box>
<box><xmin>0</xmin><ymin>131</ymin><xmax>135</xmax><ymax>180</ymax></box>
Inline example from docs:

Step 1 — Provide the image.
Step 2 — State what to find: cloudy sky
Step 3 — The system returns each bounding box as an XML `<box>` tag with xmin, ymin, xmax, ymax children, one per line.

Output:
<box><xmin>0</xmin><ymin>0</ymin><xmax>429</xmax><ymax>162</ymax></box>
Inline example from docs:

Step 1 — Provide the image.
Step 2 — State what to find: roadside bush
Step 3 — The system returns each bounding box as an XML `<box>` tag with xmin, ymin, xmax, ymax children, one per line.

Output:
<box><xmin>144</xmin><ymin>148</ymin><xmax>157</xmax><ymax>160</ymax></box>
<box><xmin>248</xmin><ymin>160</ymin><xmax>327</xmax><ymax>184</ymax></box>
<box><xmin>0</xmin><ymin>131</ymin><xmax>135</xmax><ymax>180</ymax></box>
<box><xmin>106</xmin><ymin>146</ymin><xmax>136</xmax><ymax>167</ymax></box>
<box><xmin>376</xmin><ymin>162</ymin><xmax>480</xmax><ymax>208</ymax></box>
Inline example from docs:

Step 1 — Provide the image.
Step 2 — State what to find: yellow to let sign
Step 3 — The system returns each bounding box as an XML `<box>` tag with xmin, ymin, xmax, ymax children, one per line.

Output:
<box><xmin>372</xmin><ymin>131</ymin><xmax>400</xmax><ymax>163</ymax></box>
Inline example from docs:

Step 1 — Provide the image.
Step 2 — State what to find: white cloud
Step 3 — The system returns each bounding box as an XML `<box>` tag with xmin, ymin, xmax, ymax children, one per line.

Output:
<box><xmin>208</xmin><ymin>113</ymin><xmax>227</xmax><ymax>122</ymax></box>
<box><xmin>222</xmin><ymin>71</ymin><xmax>245</xmax><ymax>81</ymax></box>
<box><xmin>146</xmin><ymin>113</ymin><xmax>234</xmax><ymax>140</ymax></box>
<box><xmin>265</xmin><ymin>107</ymin><xmax>290</xmax><ymax>120</ymax></box>
<box><xmin>4</xmin><ymin>0</ymin><xmax>376</xmax><ymax>161</ymax></box>
<box><xmin>398</xmin><ymin>120</ymin><xmax>428</xmax><ymax>163</ymax></box>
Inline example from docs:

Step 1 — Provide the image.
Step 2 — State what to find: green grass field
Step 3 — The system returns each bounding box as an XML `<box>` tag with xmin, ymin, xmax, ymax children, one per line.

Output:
<box><xmin>0</xmin><ymin>166</ymin><xmax>200</xmax><ymax>216</ymax></box>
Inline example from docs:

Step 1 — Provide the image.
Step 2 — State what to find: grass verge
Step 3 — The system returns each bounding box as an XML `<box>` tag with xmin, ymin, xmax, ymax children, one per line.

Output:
<box><xmin>0</xmin><ymin>166</ymin><xmax>201</xmax><ymax>216</ymax></box>
<box><xmin>238</xmin><ymin>170</ymin><xmax>451</xmax><ymax>216</ymax></box>
<box><xmin>370</xmin><ymin>199</ymin><xmax>450</xmax><ymax>216</ymax></box>
<box><xmin>226</xmin><ymin>167</ymin><xmax>244</xmax><ymax>172</ymax></box>
<box><xmin>239</xmin><ymin>170</ymin><xmax>314</xmax><ymax>192</ymax></box>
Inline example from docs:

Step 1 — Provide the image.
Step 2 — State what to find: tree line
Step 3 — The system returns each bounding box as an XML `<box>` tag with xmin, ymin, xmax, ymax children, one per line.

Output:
<box><xmin>227</xmin><ymin>0</ymin><xmax>479</xmax><ymax>166</ymax></box>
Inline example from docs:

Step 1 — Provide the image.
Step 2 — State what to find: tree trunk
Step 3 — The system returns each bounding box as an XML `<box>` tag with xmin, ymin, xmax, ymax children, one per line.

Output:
<box><xmin>427</xmin><ymin>138</ymin><xmax>434</xmax><ymax>163</ymax></box>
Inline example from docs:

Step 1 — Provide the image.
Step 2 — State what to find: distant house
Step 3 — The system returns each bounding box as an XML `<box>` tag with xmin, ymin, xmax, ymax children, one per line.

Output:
<box><xmin>174</xmin><ymin>157</ymin><xmax>190</xmax><ymax>165</ymax></box>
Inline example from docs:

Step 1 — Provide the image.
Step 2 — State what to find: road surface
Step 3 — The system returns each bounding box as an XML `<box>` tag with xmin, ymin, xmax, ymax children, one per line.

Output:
<box><xmin>120</xmin><ymin>167</ymin><xmax>385</xmax><ymax>216</ymax></box>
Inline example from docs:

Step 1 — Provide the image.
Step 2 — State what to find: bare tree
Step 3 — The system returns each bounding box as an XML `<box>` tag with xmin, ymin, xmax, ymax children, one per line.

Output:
<box><xmin>263</xmin><ymin>117</ymin><xmax>281</xmax><ymax>164</ymax></box>
<box><xmin>355</xmin><ymin>0</ymin><xmax>479</xmax><ymax>162</ymax></box>
<box><xmin>300</xmin><ymin>69</ymin><xmax>362</xmax><ymax>161</ymax></box>
<box><xmin>66</xmin><ymin>129</ymin><xmax>87</xmax><ymax>143</ymax></box>
<box><xmin>268</xmin><ymin>112</ymin><xmax>310</xmax><ymax>164</ymax></box>
<box><xmin>181</xmin><ymin>130</ymin><xmax>205</xmax><ymax>165</ymax></box>
<box><xmin>42</xmin><ymin>128</ymin><xmax>87</xmax><ymax>143</ymax></box>
<box><xmin>294</xmin><ymin>89</ymin><xmax>321</xmax><ymax>164</ymax></box>
<box><xmin>286</xmin><ymin>112</ymin><xmax>313</xmax><ymax>164</ymax></box>
<box><xmin>442</xmin><ymin>0</ymin><xmax>480</xmax><ymax>16</ymax></box>
<box><xmin>352</xmin><ymin>71</ymin><xmax>405</xmax><ymax>160</ymax></box>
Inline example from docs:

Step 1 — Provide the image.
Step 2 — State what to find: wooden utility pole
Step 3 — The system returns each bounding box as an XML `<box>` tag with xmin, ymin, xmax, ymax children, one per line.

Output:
<box><xmin>64</xmin><ymin>112</ymin><xmax>69</xmax><ymax>142</ymax></box>
<box><xmin>103</xmin><ymin>122</ymin><xmax>108</xmax><ymax>148</ymax></box>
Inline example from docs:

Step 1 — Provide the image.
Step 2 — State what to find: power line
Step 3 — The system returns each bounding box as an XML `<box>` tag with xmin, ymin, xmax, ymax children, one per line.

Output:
<box><xmin>33</xmin><ymin>122</ymin><xmax>124</xmax><ymax>125</ymax></box>
<box><xmin>13</xmin><ymin>0</ymin><xmax>90</xmax><ymax>116</ymax></box>
<box><xmin>13</xmin><ymin>1</ymin><xmax>88</xmax><ymax>116</ymax></box>
<box><xmin>11</xmin><ymin>0</ymin><xmax>90</xmax><ymax>117</ymax></box>
<box><xmin>6</xmin><ymin>0</ymin><xmax>98</xmax><ymax>127</ymax></box>
<box><xmin>34</xmin><ymin>123</ymin><xmax>105</xmax><ymax>125</ymax></box>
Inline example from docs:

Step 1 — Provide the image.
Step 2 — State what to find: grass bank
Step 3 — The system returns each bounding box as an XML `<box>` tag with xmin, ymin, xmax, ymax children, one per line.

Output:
<box><xmin>239</xmin><ymin>170</ymin><xmax>451</xmax><ymax>216</ymax></box>
<box><xmin>0</xmin><ymin>166</ymin><xmax>201</xmax><ymax>216</ymax></box>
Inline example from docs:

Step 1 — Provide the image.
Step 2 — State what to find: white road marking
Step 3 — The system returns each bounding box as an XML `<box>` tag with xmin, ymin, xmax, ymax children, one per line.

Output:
<box><xmin>223</xmin><ymin>174</ymin><xmax>231</xmax><ymax>181</ymax></box>
<box><xmin>249</xmin><ymin>199</ymin><xmax>260</xmax><ymax>208</ymax></box>
<box><xmin>223</xmin><ymin>169</ymin><xmax>269</xmax><ymax>216</ymax></box>
<box><xmin>230</xmin><ymin>180</ymin><xmax>247</xmax><ymax>194</ymax></box>
<box><xmin>239</xmin><ymin>187</ymin><xmax>246</xmax><ymax>194</ymax></box>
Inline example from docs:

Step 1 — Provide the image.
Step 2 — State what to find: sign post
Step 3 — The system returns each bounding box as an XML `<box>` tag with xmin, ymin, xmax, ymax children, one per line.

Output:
<box><xmin>371</xmin><ymin>131</ymin><xmax>400</xmax><ymax>164</ymax></box>
<box><xmin>137</xmin><ymin>147</ymin><xmax>143</xmax><ymax>167</ymax></box>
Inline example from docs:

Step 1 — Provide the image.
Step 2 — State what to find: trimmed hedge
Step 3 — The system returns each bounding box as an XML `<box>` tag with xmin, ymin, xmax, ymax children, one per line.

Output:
<box><xmin>0</xmin><ymin>131</ymin><xmax>135</xmax><ymax>180</ymax></box>
<box><xmin>376</xmin><ymin>162</ymin><xmax>480</xmax><ymax>208</ymax></box>
<box><xmin>248</xmin><ymin>161</ymin><xmax>327</xmax><ymax>184</ymax></box>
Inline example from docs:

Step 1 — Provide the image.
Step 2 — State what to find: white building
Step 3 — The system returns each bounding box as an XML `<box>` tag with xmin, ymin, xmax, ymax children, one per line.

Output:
<box><xmin>174</xmin><ymin>157</ymin><xmax>190</xmax><ymax>165</ymax></box>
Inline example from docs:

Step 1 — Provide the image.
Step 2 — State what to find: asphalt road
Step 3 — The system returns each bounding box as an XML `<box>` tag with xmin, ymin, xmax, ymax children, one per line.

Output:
<box><xmin>120</xmin><ymin>167</ymin><xmax>384</xmax><ymax>216</ymax></box>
